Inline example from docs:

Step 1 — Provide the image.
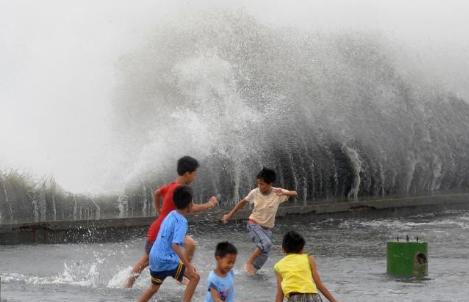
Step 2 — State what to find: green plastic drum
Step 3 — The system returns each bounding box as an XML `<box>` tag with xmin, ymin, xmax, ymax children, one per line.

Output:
<box><xmin>387</xmin><ymin>241</ymin><xmax>428</xmax><ymax>278</ymax></box>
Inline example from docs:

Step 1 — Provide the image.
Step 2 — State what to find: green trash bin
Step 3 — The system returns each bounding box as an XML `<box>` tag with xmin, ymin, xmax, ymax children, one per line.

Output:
<box><xmin>387</xmin><ymin>240</ymin><xmax>428</xmax><ymax>278</ymax></box>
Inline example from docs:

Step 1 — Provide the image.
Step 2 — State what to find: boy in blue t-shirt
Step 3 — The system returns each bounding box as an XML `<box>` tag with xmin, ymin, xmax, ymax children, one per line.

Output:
<box><xmin>138</xmin><ymin>186</ymin><xmax>200</xmax><ymax>302</ymax></box>
<box><xmin>205</xmin><ymin>242</ymin><xmax>238</xmax><ymax>302</ymax></box>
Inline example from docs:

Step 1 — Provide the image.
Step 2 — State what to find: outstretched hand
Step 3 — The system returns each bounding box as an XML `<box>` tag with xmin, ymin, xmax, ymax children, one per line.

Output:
<box><xmin>221</xmin><ymin>214</ymin><xmax>230</xmax><ymax>224</ymax></box>
<box><xmin>208</xmin><ymin>196</ymin><xmax>219</xmax><ymax>209</ymax></box>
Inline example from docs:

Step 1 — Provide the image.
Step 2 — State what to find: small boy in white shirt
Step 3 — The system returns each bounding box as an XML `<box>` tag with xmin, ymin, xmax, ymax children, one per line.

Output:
<box><xmin>222</xmin><ymin>168</ymin><xmax>297</xmax><ymax>275</ymax></box>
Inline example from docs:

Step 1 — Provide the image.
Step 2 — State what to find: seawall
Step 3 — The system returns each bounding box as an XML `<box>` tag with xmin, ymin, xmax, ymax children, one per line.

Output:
<box><xmin>1</xmin><ymin>193</ymin><xmax>468</xmax><ymax>244</ymax></box>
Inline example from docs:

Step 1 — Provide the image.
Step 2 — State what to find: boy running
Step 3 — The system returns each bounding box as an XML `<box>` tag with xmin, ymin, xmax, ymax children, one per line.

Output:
<box><xmin>221</xmin><ymin>167</ymin><xmax>297</xmax><ymax>275</ymax></box>
<box><xmin>137</xmin><ymin>185</ymin><xmax>200</xmax><ymax>302</ymax></box>
<box><xmin>125</xmin><ymin>156</ymin><xmax>218</xmax><ymax>288</ymax></box>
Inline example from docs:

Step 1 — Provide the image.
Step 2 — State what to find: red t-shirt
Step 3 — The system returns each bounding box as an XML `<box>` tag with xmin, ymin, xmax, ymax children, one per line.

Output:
<box><xmin>146</xmin><ymin>182</ymin><xmax>180</xmax><ymax>241</ymax></box>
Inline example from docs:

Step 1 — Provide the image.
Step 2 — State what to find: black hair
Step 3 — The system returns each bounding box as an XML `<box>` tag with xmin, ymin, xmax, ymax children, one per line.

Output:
<box><xmin>173</xmin><ymin>185</ymin><xmax>193</xmax><ymax>210</ymax></box>
<box><xmin>215</xmin><ymin>241</ymin><xmax>238</xmax><ymax>258</ymax></box>
<box><xmin>256</xmin><ymin>167</ymin><xmax>276</xmax><ymax>184</ymax></box>
<box><xmin>177</xmin><ymin>156</ymin><xmax>199</xmax><ymax>176</ymax></box>
<box><xmin>282</xmin><ymin>231</ymin><xmax>305</xmax><ymax>253</ymax></box>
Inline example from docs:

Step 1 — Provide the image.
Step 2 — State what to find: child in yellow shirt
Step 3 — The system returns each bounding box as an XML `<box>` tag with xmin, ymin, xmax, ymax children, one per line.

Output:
<box><xmin>274</xmin><ymin>231</ymin><xmax>339</xmax><ymax>302</ymax></box>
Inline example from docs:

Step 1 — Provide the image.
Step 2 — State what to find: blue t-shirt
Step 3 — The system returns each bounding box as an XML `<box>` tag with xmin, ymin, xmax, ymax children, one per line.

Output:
<box><xmin>204</xmin><ymin>270</ymin><xmax>235</xmax><ymax>302</ymax></box>
<box><xmin>149</xmin><ymin>210</ymin><xmax>188</xmax><ymax>272</ymax></box>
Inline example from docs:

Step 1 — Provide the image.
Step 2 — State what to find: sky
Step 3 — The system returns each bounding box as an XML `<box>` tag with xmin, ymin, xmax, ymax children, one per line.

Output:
<box><xmin>1</xmin><ymin>0</ymin><xmax>468</xmax><ymax>193</ymax></box>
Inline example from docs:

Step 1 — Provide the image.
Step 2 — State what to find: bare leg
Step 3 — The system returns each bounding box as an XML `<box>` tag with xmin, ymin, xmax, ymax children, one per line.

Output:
<box><xmin>184</xmin><ymin>235</ymin><xmax>197</xmax><ymax>262</ymax></box>
<box><xmin>125</xmin><ymin>254</ymin><xmax>149</xmax><ymax>288</ymax></box>
<box><xmin>173</xmin><ymin>236</ymin><xmax>197</xmax><ymax>286</ymax></box>
<box><xmin>182</xmin><ymin>268</ymin><xmax>200</xmax><ymax>302</ymax></box>
<box><xmin>245</xmin><ymin>247</ymin><xmax>261</xmax><ymax>275</ymax></box>
<box><xmin>137</xmin><ymin>283</ymin><xmax>160</xmax><ymax>302</ymax></box>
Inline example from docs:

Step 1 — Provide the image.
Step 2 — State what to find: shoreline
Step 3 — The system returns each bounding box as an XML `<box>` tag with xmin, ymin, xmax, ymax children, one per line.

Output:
<box><xmin>1</xmin><ymin>192</ymin><xmax>468</xmax><ymax>244</ymax></box>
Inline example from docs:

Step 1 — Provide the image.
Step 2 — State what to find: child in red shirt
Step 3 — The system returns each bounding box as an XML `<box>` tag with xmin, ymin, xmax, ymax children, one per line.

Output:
<box><xmin>125</xmin><ymin>156</ymin><xmax>218</xmax><ymax>288</ymax></box>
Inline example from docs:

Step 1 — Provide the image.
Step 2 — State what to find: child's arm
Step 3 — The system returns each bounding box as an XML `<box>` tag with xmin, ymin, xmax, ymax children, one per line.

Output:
<box><xmin>172</xmin><ymin>243</ymin><xmax>196</xmax><ymax>274</ymax></box>
<box><xmin>191</xmin><ymin>196</ymin><xmax>218</xmax><ymax>213</ymax></box>
<box><xmin>309</xmin><ymin>255</ymin><xmax>339</xmax><ymax>302</ymax></box>
<box><xmin>221</xmin><ymin>198</ymin><xmax>249</xmax><ymax>223</ymax></box>
<box><xmin>153</xmin><ymin>189</ymin><xmax>162</xmax><ymax>215</ymax></box>
<box><xmin>208</xmin><ymin>288</ymin><xmax>225</xmax><ymax>302</ymax></box>
<box><xmin>274</xmin><ymin>272</ymin><xmax>285</xmax><ymax>302</ymax></box>
<box><xmin>273</xmin><ymin>188</ymin><xmax>298</xmax><ymax>198</ymax></box>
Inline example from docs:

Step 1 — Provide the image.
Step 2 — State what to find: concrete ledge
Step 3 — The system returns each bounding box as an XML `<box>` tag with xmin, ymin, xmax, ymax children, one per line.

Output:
<box><xmin>1</xmin><ymin>193</ymin><xmax>468</xmax><ymax>244</ymax></box>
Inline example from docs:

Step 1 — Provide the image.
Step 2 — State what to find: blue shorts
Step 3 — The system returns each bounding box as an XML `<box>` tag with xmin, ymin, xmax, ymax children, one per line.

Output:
<box><xmin>247</xmin><ymin>222</ymin><xmax>273</xmax><ymax>253</ymax></box>
<box><xmin>150</xmin><ymin>262</ymin><xmax>185</xmax><ymax>285</ymax></box>
<box><xmin>247</xmin><ymin>222</ymin><xmax>273</xmax><ymax>270</ymax></box>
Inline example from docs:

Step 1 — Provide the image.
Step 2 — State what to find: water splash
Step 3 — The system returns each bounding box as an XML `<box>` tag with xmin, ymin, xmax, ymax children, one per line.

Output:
<box><xmin>106</xmin><ymin>266</ymin><xmax>132</xmax><ymax>288</ymax></box>
<box><xmin>0</xmin><ymin>172</ymin><xmax>14</xmax><ymax>223</ymax></box>
<box><xmin>117</xmin><ymin>194</ymin><xmax>129</xmax><ymax>218</ymax></box>
<box><xmin>112</xmin><ymin>10</ymin><xmax>469</xmax><ymax>204</ymax></box>
<box><xmin>342</xmin><ymin>144</ymin><xmax>362</xmax><ymax>201</ymax></box>
<box><xmin>1</xmin><ymin>9</ymin><xmax>469</xmax><ymax>222</ymax></box>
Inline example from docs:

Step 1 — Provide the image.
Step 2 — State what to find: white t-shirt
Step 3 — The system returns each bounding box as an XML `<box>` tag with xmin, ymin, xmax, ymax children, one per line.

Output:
<box><xmin>245</xmin><ymin>188</ymin><xmax>288</xmax><ymax>228</ymax></box>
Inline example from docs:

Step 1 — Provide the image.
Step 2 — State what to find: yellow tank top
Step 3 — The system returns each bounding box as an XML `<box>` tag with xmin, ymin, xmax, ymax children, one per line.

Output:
<box><xmin>274</xmin><ymin>254</ymin><xmax>318</xmax><ymax>297</ymax></box>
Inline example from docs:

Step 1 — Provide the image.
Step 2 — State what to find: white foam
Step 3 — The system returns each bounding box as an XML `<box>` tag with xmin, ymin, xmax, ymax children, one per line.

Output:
<box><xmin>106</xmin><ymin>266</ymin><xmax>132</xmax><ymax>288</ymax></box>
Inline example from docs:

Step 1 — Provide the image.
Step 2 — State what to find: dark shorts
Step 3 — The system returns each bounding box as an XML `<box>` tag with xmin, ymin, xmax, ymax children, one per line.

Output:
<box><xmin>288</xmin><ymin>293</ymin><xmax>323</xmax><ymax>302</ymax></box>
<box><xmin>150</xmin><ymin>262</ymin><xmax>185</xmax><ymax>285</ymax></box>
<box><xmin>145</xmin><ymin>240</ymin><xmax>155</xmax><ymax>255</ymax></box>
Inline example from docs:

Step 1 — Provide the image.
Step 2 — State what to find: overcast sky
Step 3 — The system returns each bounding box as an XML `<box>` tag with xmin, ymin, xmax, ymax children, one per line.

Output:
<box><xmin>1</xmin><ymin>0</ymin><xmax>468</xmax><ymax>193</ymax></box>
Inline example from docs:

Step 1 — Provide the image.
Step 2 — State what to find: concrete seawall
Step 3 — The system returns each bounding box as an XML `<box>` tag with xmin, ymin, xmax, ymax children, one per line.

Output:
<box><xmin>1</xmin><ymin>193</ymin><xmax>468</xmax><ymax>244</ymax></box>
